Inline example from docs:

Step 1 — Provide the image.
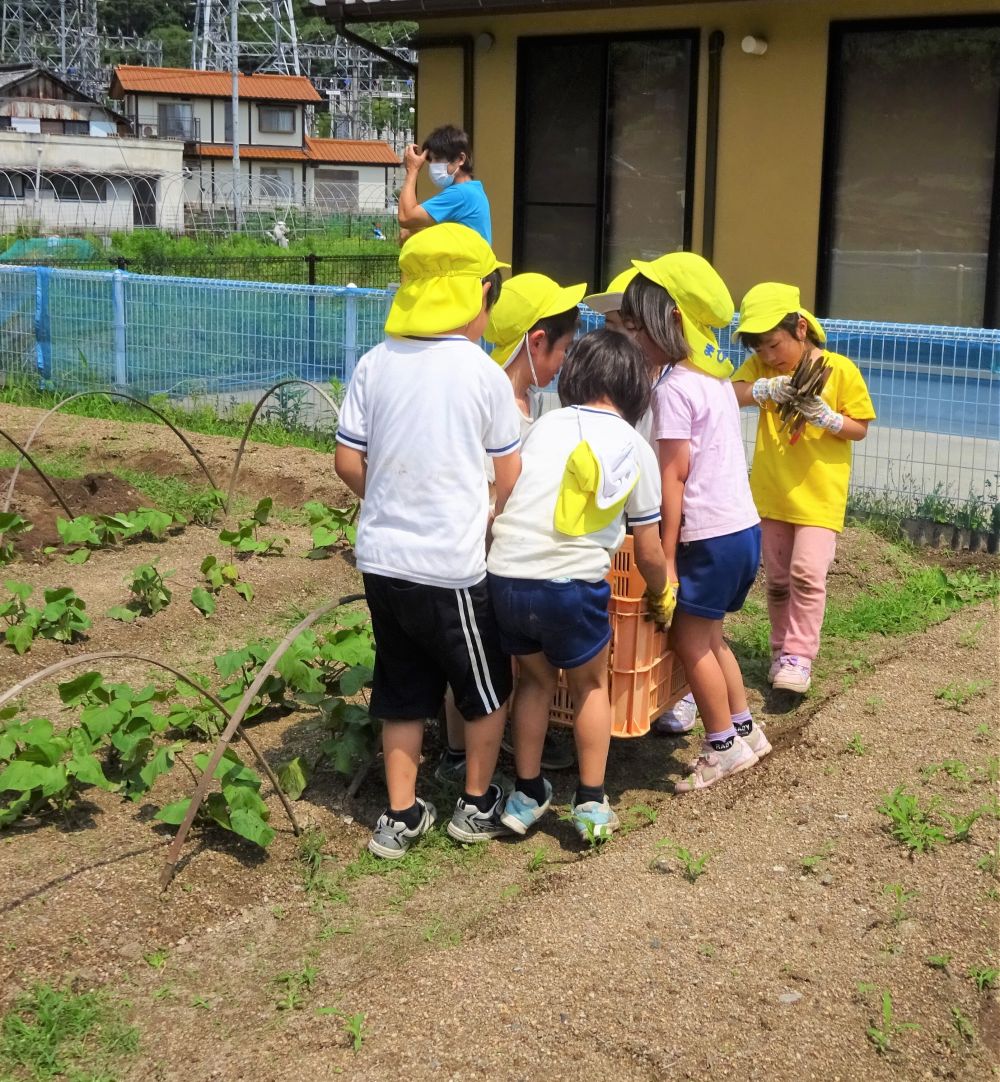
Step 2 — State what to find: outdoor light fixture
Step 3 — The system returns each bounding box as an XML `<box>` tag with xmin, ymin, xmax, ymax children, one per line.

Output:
<box><xmin>741</xmin><ymin>35</ymin><xmax>768</xmax><ymax>56</ymax></box>
<box><xmin>475</xmin><ymin>31</ymin><xmax>495</xmax><ymax>53</ymax></box>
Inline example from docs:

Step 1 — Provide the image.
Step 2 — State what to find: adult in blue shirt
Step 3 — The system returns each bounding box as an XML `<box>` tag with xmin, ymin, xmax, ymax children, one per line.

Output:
<box><xmin>398</xmin><ymin>124</ymin><xmax>492</xmax><ymax>244</ymax></box>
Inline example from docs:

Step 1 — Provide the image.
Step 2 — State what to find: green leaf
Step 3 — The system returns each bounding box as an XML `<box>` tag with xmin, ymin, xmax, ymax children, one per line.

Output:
<box><xmin>339</xmin><ymin>665</ymin><xmax>373</xmax><ymax>697</ymax></box>
<box><xmin>80</xmin><ymin>703</ymin><xmax>127</xmax><ymax>741</ymax></box>
<box><xmin>276</xmin><ymin>756</ymin><xmax>311</xmax><ymax>800</ymax></box>
<box><xmin>233</xmin><ymin>582</ymin><xmax>254</xmax><ymax>602</ymax></box>
<box><xmin>6</xmin><ymin>624</ymin><xmax>34</xmax><ymax>655</ymax></box>
<box><xmin>57</xmin><ymin>671</ymin><xmax>104</xmax><ymax>705</ymax></box>
<box><xmin>139</xmin><ymin>744</ymin><xmax>181</xmax><ymax>790</ymax></box>
<box><xmin>68</xmin><ymin>747</ymin><xmax>117</xmax><ymax>792</ymax></box>
<box><xmin>190</xmin><ymin>587</ymin><xmax>216</xmax><ymax>616</ymax></box>
<box><xmin>64</xmin><ymin>547</ymin><xmax>92</xmax><ymax>565</ymax></box>
<box><xmin>107</xmin><ymin>605</ymin><xmax>139</xmax><ymax>623</ymax></box>
<box><xmin>0</xmin><ymin>760</ymin><xmax>65</xmax><ymax>796</ymax></box>
<box><xmin>229</xmin><ymin>808</ymin><xmax>276</xmax><ymax>848</ymax></box>
<box><xmin>154</xmin><ymin>797</ymin><xmax>190</xmax><ymax>825</ymax></box>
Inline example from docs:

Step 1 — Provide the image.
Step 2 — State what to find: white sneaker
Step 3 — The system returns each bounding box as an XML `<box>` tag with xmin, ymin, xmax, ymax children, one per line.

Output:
<box><xmin>772</xmin><ymin>655</ymin><xmax>812</xmax><ymax>693</ymax></box>
<box><xmin>651</xmin><ymin>693</ymin><xmax>698</xmax><ymax>735</ymax></box>
<box><xmin>675</xmin><ymin>735</ymin><xmax>758</xmax><ymax>793</ymax></box>
<box><xmin>741</xmin><ymin>722</ymin><xmax>772</xmax><ymax>759</ymax></box>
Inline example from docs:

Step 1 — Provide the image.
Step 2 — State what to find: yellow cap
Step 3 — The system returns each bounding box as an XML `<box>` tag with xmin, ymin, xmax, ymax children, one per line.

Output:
<box><xmin>734</xmin><ymin>282</ymin><xmax>826</xmax><ymax>344</ymax></box>
<box><xmin>583</xmin><ymin>267</ymin><xmax>638</xmax><ymax>315</ymax></box>
<box><xmin>631</xmin><ymin>252</ymin><xmax>735</xmax><ymax>378</ymax></box>
<box><xmin>485</xmin><ymin>272</ymin><xmax>587</xmax><ymax>367</ymax></box>
<box><xmin>384</xmin><ymin>223</ymin><xmax>509</xmax><ymax>338</ymax></box>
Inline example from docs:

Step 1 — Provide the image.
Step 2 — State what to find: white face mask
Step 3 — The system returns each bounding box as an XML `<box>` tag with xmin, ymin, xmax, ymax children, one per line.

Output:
<box><xmin>522</xmin><ymin>332</ymin><xmax>540</xmax><ymax>387</ymax></box>
<box><xmin>428</xmin><ymin>162</ymin><xmax>455</xmax><ymax>189</ymax></box>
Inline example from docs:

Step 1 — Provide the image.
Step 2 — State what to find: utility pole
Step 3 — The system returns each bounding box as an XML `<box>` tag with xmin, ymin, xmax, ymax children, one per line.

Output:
<box><xmin>231</xmin><ymin>0</ymin><xmax>241</xmax><ymax>231</ymax></box>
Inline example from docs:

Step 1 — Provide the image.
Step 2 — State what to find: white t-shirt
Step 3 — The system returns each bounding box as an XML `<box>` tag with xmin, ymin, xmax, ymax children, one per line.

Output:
<box><xmin>488</xmin><ymin>405</ymin><xmax>661</xmax><ymax>583</ymax></box>
<box><xmin>338</xmin><ymin>336</ymin><xmax>521</xmax><ymax>588</ymax></box>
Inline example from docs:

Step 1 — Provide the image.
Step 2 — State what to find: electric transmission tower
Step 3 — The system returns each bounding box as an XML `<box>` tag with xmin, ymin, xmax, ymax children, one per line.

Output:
<box><xmin>191</xmin><ymin>0</ymin><xmax>301</xmax><ymax>74</ymax></box>
<box><xmin>0</xmin><ymin>0</ymin><xmax>162</xmax><ymax>97</ymax></box>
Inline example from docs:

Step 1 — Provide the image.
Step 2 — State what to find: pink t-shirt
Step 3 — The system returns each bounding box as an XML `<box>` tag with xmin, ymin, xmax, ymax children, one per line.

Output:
<box><xmin>652</xmin><ymin>361</ymin><xmax>760</xmax><ymax>543</ymax></box>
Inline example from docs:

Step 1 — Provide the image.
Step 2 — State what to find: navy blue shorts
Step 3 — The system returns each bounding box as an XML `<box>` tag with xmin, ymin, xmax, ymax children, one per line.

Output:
<box><xmin>676</xmin><ymin>524</ymin><xmax>761</xmax><ymax>620</ymax></box>
<box><xmin>487</xmin><ymin>575</ymin><xmax>611</xmax><ymax>669</ymax></box>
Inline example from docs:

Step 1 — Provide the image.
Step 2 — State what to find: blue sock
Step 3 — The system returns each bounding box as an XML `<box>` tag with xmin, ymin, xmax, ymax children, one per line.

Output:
<box><xmin>708</xmin><ymin>724</ymin><xmax>737</xmax><ymax>751</ymax></box>
<box><xmin>731</xmin><ymin>709</ymin><xmax>753</xmax><ymax>737</ymax></box>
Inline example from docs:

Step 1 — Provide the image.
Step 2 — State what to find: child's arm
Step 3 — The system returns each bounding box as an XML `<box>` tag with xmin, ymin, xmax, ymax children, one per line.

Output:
<box><xmin>633</xmin><ymin>523</ymin><xmax>667</xmax><ymax>596</ymax></box>
<box><xmin>732</xmin><ymin>376</ymin><xmax>794</xmax><ymax>409</ymax></box>
<box><xmin>657</xmin><ymin>437</ymin><xmax>690</xmax><ymax>584</ymax></box>
<box><xmin>798</xmin><ymin>397</ymin><xmax>871</xmax><ymax>441</ymax></box>
<box><xmin>491</xmin><ymin>450</ymin><xmax>521</xmax><ymax>515</ymax></box>
<box><xmin>334</xmin><ymin>445</ymin><xmax>367</xmax><ymax>500</ymax></box>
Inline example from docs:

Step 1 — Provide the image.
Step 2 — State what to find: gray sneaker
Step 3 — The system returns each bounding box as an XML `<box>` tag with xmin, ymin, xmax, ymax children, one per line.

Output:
<box><xmin>368</xmin><ymin>798</ymin><xmax>436</xmax><ymax>860</ymax></box>
<box><xmin>433</xmin><ymin>751</ymin><xmax>466</xmax><ymax>786</ymax></box>
<box><xmin>446</xmin><ymin>784</ymin><xmax>511</xmax><ymax>843</ymax></box>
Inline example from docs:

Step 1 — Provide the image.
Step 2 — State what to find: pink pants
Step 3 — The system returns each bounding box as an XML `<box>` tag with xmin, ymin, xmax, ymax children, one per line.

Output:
<box><xmin>761</xmin><ymin>518</ymin><xmax>838</xmax><ymax>661</ymax></box>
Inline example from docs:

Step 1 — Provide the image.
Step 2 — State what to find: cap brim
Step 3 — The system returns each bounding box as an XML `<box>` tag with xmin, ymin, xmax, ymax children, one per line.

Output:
<box><xmin>541</xmin><ymin>281</ymin><xmax>587</xmax><ymax>319</ymax></box>
<box><xmin>583</xmin><ymin>290</ymin><xmax>624</xmax><ymax>314</ymax></box>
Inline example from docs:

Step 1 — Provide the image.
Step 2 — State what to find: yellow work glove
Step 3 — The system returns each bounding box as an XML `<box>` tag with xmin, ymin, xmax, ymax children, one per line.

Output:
<box><xmin>644</xmin><ymin>581</ymin><xmax>679</xmax><ymax>629</ymax></box>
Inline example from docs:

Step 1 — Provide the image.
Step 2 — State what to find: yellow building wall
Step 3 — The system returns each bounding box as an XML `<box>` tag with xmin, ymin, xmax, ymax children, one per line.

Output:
<box><xmin>414</xmin><ymin>0</ymin><xmax>998</xmax><ymax>310</ymax></box>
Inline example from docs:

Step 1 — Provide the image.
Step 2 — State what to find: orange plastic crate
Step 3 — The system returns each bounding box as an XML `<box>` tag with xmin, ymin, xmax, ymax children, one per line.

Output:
<box><xmin>546</xmin><ymin>536</ymin><xmax>689</xmax><ymax>738</ymax></box>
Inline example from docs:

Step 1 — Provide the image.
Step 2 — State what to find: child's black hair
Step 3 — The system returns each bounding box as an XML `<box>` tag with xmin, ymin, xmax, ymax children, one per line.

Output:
<box><xmin>738</xmin><ymin>311</ymin><xmax>823</xmax><ymax>350</ymax></box>
<box><xmin>619</xmin><ymin>274</ymin><xmax>689</xmax><ymax>366</ymax></box>
<box><xmin>558</xmin><ymin>328</ymin><xmax>650</xmax><ymax>427</ymax></box>
<box><xmin>421</xmin><ymin>125</ymin><xmax>474</xmax><ymax>175</ymax></box>
<box><xmin>483</xmin><ymin>269</ymin><xmax>503</xmax><ymax>312</ymax></box>
<box><xmin>533</xmin><ymin>306</ymin><xmax>580</xmax><ymax>348</ymax></box>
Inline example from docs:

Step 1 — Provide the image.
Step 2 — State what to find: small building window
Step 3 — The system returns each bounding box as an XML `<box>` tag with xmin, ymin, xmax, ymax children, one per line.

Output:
<box><xmin>0</xmin><ymin>173</ymin><xmax>24</xmax><ymax>198</ymax></box>
<box><xmin>157</xmin><ymin>102</ymin><xmax>195</xmax><ymax>141</ymax></box>
<box><xmin>259</xmin><ymin>106</ymin><xmax>295</xmax><ymax>134</ymax></box>
<box><xmin>48</xmin><ymin>175</ymin><xmax>107</xmax><ymax>202</ymax></box>
<box><xmin>63</xmin><ymin>120</ymin><xmax>89</xmax><ymax>135</ymax></box>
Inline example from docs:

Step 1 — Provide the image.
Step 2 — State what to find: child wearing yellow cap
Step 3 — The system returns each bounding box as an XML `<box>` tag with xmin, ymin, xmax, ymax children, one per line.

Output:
<box><xmin>334</xmin><ymin>222</ymin><xmax>522</xmax><ymax>859</ymax></box>
<box><xmin>732</xmin><ymin>283</ymin><xmax>875</xmax><ymax>693</ymax></box>
<box><xmin>487</xmin><ymin>328</ymin><xmax>670</xmax><ymax>840</ymax></box>
<box><xmin>435</xmin><ymin>271</ymin><xmax>586</xmax><ymax>783</ymax></box>
<box><xmin>587</xmin><ymin>266</ymin><xmax>700</xmax><ymax>737</ymax></box>
<box><xmin>621</xmin><ymin>252</ymin><xmax>771</xmax><ymax>793</ymax></box>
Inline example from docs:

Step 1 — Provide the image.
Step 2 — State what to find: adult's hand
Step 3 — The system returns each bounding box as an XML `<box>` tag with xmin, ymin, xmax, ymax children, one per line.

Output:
<box><xmin>404</xmin><ymin>144</ymin><xmax>428</xmax><ymax>174</ymax></box>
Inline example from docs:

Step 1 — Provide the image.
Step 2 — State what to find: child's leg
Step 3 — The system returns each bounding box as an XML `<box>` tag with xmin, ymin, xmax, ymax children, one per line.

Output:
<box><xmin>671</xmin><ymin>610</ymin><xmax>732</xmax><ymax>738</ymax></box>
<box><xmin>382</xmin><ymin>720</ymin><xmax>426</xmax><ymax>812</ymax></box>
<box><xmin>510</xmin><ymin>652</ymin><xmax>559</xmax><ymax>780</ymax></box>
<box><xmin>785</xmin><ymin>526</ymin><xmax>838</xmax><ymax>660</ymax></box>
<box><xmin>564</xmin><ymin>645</ymin><xmax>611</xmax><ymax>791</ymax></box>
<box><xmin>711</xmin><ymin>620</ymin><xmax>749</xmax><ymax>717</ymax></box>
<box><xmin>444</xmin><ymin>687</ymin><xmax>465</xmax><ymax>752</ymax></box>
<box><xmin>761</xmin><ymin>518</ymin><xmax>794</xmax><ymax>659</ymax></box>
<box><xmin>463</xmin><ymin>701</ymin><xmax>508</xmax><ymax>797</ymax></box>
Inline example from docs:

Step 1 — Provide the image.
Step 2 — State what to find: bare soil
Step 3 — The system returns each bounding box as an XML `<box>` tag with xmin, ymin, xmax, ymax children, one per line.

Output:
<box><xmin>0</xmin><ymin>402</ymin><xmax>997</xmax><ymax>1082</ymax></box>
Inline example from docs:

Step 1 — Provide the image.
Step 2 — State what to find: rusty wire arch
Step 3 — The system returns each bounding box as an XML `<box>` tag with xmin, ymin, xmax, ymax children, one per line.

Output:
<box><xmin>0</xmin><ymin>425</ymin><xmax>75</xmax><ymax>518</ymax></box>
<box><xmin>224</xmin><ymin>379</ymin><xmax>342</xmax><ymax>512</ymax></box>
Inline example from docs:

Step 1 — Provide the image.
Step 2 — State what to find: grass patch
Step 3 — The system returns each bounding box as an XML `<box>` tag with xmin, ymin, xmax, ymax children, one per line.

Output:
<box><xmin>0</xmin><ymin>982</ymin><xmax>138</xmax><ymax>1081</ymax></box>
<box><xmin>0</xmin><ymin>449</ymin><xmax>88</xmax><ymax>479</ymax></box>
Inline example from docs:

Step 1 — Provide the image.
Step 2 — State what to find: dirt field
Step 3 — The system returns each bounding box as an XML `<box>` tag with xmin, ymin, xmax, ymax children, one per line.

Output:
<box><xmin>0</xmin><ymin>402</ymin><xmax>997</xmax><ymax>1082</ymax></box>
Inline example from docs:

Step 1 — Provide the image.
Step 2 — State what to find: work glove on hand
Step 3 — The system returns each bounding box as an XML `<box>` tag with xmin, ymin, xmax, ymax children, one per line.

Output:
<box><xmin>751</xmin><ymin>375</ymin><xmax>795</xmax><ymax>407</ymax></box>
<box><xmin>644</xmin><ymin>581</ymin><xmax>679</xmax><ymax>629</ymax></box>
<box><xmin>797</xmin><ymin>395</ymin><xmax>844</xmax><ymax>434</ymax></box>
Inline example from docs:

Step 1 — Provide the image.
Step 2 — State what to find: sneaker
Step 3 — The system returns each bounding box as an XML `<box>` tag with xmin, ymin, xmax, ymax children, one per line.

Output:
<box><xmin>433</xmin><ymin>750</ymin><xmax>466</xmax><ymax>786</ymax></box>
<box><xmin>674</xmin><ymin>735</ymin><xmax>758</xmax><ymax>793</ymax></box>
<box><xmin>368</xmin><ymin>798</ymin><xmax>436</xmax><ymax>860</ymax></box>
<box><xmin>651</xmin><ymin>693</ymin><xmax>698</xmax><ymax>735</ymax></box>
<box><xmin>740</xmin><ymin>722</ymin><xmax>772</xmax><ymax>759</ymax></box>
<box><xmin>570</xmin><ymin>796</ymin><xmax>620</xmax><ymax>842</ymax></box>
<box><xmin>772</xmin><ymin>655</ymin><xmax>812</xmax><ymax>693</ymax></box>
<box><xmin>446</xmin><ymin>784</ymin><xmax>511</xmax><ymax>843</ymax></box>
<box><xmin>500</xmin><ymin>778</ymin><xmax>553</xmax><ymax>835</ymax></box>
<box><xmin>501</xmin><ymin>725</ymin><xmax>576</xmax><ymax>771</ymax></box>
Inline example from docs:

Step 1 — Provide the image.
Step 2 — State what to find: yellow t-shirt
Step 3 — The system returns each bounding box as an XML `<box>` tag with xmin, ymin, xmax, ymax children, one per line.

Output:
<box><xmin>732</xmin><ymin>350</ymin><xmax>876</xmax><ymax>532</ymax></box>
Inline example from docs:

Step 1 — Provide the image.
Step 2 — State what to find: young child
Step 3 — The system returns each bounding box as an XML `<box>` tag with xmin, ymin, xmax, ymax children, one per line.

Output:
<box><xmin>487</xmin><ymin>328</ymin><xmax>672</xmax><ymax>839</ymax></box>
<box><xmin>587</xmin><ymin>269</ymin><xmax>699</xmax><ymax>737</ymax></box>
<box><xmin>435</xmin><ymin>272</ymin><xmax>586</xmax><ymax>784</ymax></box>
<box><xmin>621</xmin><ymin>252</ymin><xmax>771</xmax><ymax>792</ymax></box>
<box><xmin>334</xmin><ymin>222</ymin><xmax>521</xmax><ymax>859</ymax></box>
<box><xmin>732</xmin><ymin>283</ymin><xmax>875</xmax><ymax>693</ymax></box>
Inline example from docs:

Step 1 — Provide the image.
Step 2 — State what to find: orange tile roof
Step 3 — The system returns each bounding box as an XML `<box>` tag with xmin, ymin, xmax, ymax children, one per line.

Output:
<box><xmin>195</xmin><ymin>144</ymin><xmax>309</xmax><ymax>160</ymax></box>
<box><xmin>111</xmin><ymin>66</ymin><xmax>321</xmax><ymax>103</ymax></box>
<box><xmin>305</xmin><ymin>137</ymin><xmax>400</xmax><ymax>165</ymax></box>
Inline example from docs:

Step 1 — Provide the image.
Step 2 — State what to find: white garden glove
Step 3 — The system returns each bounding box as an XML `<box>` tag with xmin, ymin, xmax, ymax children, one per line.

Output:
<box><xmin>797</xmin><ymin>395</ymin><xmax>844</xmax><ymax>434</ymax></box>
<box><xmin>751</xmin><ymin>376</ymin><xmax>795</xmax><ymax>407</ymax></box>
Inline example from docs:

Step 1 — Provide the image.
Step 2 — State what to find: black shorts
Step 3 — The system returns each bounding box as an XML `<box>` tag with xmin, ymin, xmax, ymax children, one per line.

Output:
<box><xmin>363</xmin><ymin>572</ymin><xmax>513</xmax><ymax>723</ymax></box>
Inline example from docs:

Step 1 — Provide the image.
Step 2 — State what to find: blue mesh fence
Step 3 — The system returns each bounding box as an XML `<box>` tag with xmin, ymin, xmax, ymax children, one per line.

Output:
<box><xmin>1</xmin><ymin>263</ymin><xmax>998</xmax><ymax>512</ymax></box>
